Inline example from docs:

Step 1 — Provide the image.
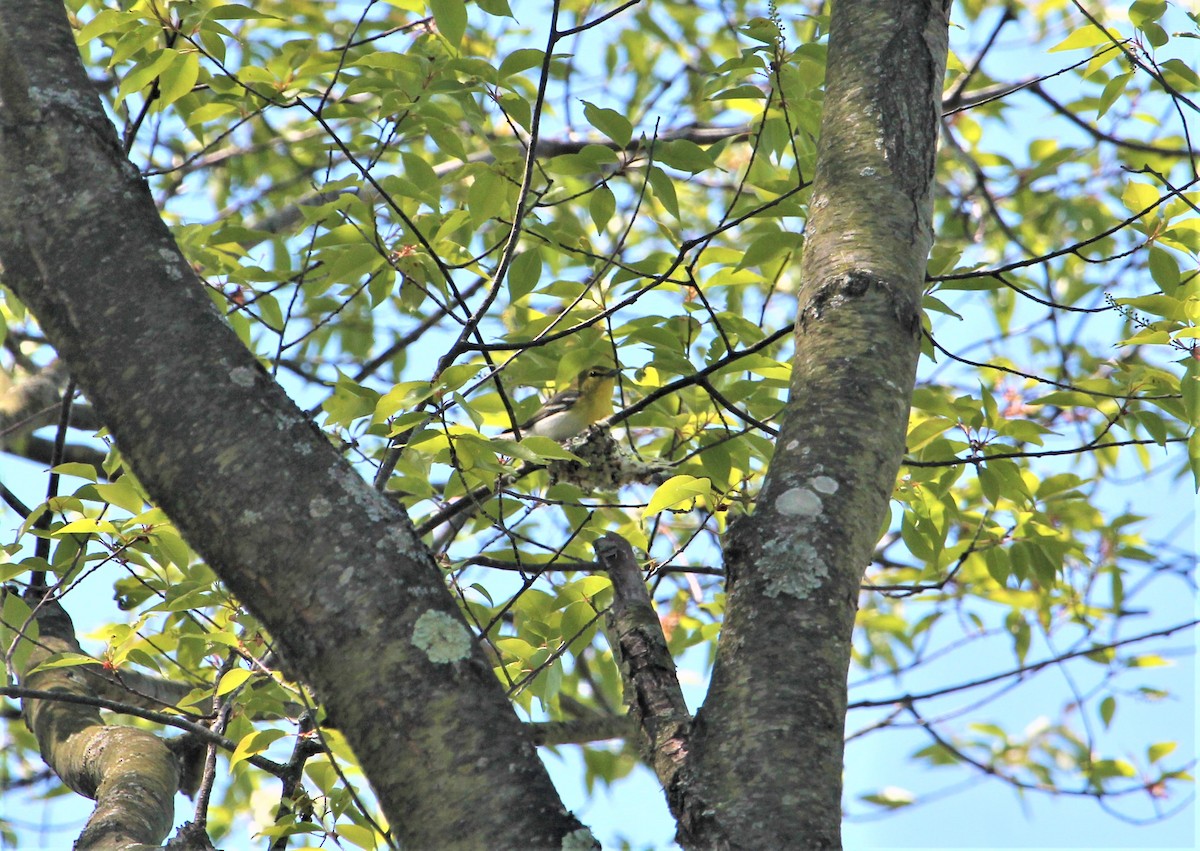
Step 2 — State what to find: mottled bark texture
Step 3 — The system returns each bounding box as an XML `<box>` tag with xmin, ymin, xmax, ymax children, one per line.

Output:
<box><xmin>13</xmin><ymin>597</ymin><xmax>179</xmax><ymax>850</ymax></box>
<box><xmin>0</xmin><ymin>3</ymin><xmax>586</xmax><ymax>848</ymax></box>
<box><xmin>598</xmin><ymin>534</ymin><xmax>691</xmax><ymax>794</ymax></box>
<box><xmin>681</xmin><ymin>2</ymin><xmax>951</xmax><ymax>848</ymax></box>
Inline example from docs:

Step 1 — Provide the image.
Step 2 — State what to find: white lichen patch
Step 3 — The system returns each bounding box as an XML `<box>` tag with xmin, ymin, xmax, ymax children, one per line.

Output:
<box><xmin>411</xmin><ymin>610</ymin><xmax>472</xmax><ymax>663</ymax></box>
<box><xmin>777</xmin><ymin>487</ymin><xmax>822</xmax><ymax>517</ymax></box>
<box><xmin>308</xmin><ymin>496</ymin><xmax>332</xmax><ymax>519</ymax></box>
<box><xmin>811</xmin><ymin>475</ymin><xmax>838</xmax><ymax>494</ymax></box>
<box><xmin>561</xmin><ymin>827</ymin><xmax>599</xmax><ymax>850</ymax></box>
<box><xmin>762</xmin><ymin>540</ymin><xmax>828</xmax><ymax>600</ymax></box>
<box><xmin>229</xmin><ymin>366</ymin><xmax>256</xmax><ymax>388</ymax></box>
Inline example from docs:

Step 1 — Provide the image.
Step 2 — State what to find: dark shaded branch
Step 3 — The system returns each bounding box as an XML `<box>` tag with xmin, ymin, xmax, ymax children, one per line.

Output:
<box><xmin>1029</xmin><ymin>82</ymin><xmax>1195</xmax><ymax>158</ymax></box>
<box><xmin>596</xmin><ymin>533</ymin><xmax>691</xmax><ymax>798</ymax></box>
<box><xmin>527</xmin><ymin>712</ymin><xmax>635</xmax><ymax>747</ymax></box>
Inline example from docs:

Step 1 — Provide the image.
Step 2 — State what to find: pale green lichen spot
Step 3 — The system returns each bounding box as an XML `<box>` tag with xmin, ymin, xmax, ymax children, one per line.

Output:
<box><xmin>229</xmin><ymin>365</ymin><xmax>256</xmax><ymax>387</ymax></box>
<box><xmin>762</xmin><ymin>540</ymin><xmax>827</xmax><ymax>599</ymax></box>
<box><xmin>411</xmin><ymin>610</ymin><xmax>471</xmax><ymax>663</ymax></box>
<box><xmin>776</xmin><ymin>486</ymin><xmax>822</xmax><ymax>517</ymax></box>
<box><xmin>811</xmin><ymin>475</ymin><xmax>839</xmax><ymax>494</ymax></box>
<box><xmin>561</xmin><ymin>827</ymin><xmax>599</xmax><ymax>850</ymax></box>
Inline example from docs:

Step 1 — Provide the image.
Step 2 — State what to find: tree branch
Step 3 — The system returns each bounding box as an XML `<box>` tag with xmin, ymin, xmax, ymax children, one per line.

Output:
<box><xmin>11</xmin><ymin>595</ymin><xmax>178</xmax><ymax>848</ymax></box>
<box><xmin>595</xmin><ymin>534</ymin><xmax>692</xmax><ymax>802</ymax></box>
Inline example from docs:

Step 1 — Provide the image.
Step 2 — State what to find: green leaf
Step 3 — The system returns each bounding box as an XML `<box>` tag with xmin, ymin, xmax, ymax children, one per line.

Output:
<box><xmin>512</xmin><ymin>436</ymin><xmax>580</xmax><ymax>461</ymax></box>
<box><xmin>581</xmin><ymin>101</ymin><xmax>633</xmax><ymax>148</ymax></box>
<box><xmin>376</xmin><ymin>381</ymin><xmax>435</xmax><ymax>422</ymax></box>
<box><xmin>1097</xmin><ymin>72</ymin><xmax>1130</xmax><ymax>119</ymax></box>
<box><xmin>76</xmin><ymin>9</ymin><xmax>135</xmax><ymax>43</ymax></box>
<box><xmin>56</xmin><ymin>517</ymin><xmax>119</xmax><ymax>536</ymax></box>
<box><xmin>115</xmin><ymin>49</ymin><xmax>177</xmax><ymax>108</ymax></box>
<box><xmin>475</xmin><ymin>0</ymin><xmax>513</xmax><ymax>17</ymax></box>
<box><xmin>256</xmin><ymin>293</ymin><xmax>284</xmax><ymax>331</ymax></box>
<box><xmin>1099</xmin><ymin>695</ymin><xmax>1116</xmax><ymax>728</ymax></box>
<box><xmin>499</xmin><ymin>48</ymin><xmax>544</xmax><ymax>78</ymax></box>
<box><xmin>546</xmin><ymin>145</ymin><xmax>619</xmax><ymax>176</ymax></box>
<box><xmin>1121</xmin><ymin>181</ymin><xmax>1159</xmax><ymax>214</ymax></box>
<box><xmin>323</xmin><ymin>373</ymin><xmax>382</xmax><ymax>427</ymax></box>
<box><xmin>1</xmin><ymin>594</ymin><xmax>36</xmax><ymax>669</ymax></box>
<box><xmin>157</xmin><ymin>50</ymin><xmax>200</xmax><ymax>108</ymax></box>
<box><xmin>1139</xmin><ymin>21</ymin><xmax>1169</xmax><ymax>48</ymax></box>
<box><xmin>712</xmin><ymin>85</ymin><xmax>767</xmax><ymax>100</ymax></box>
<box><xmin>436</xmin><ymin>364</ymin><xmax>483</xmax><ymax>394</ymax></box>
<box><xmin>29</xmin><ymin>652</ymin><xmax>101</xmax><ymax>673</ymax></box>
<box><xmin>50</xmin><ymin>462</ymin><xmax>99</xmax><ymax>482</ymax></box>
<box><xmin>644</xmin><ymin>475</ymin><xmax>711</xmax><ymax>516</ymax></box>
<box><xmin>589</xmin><ymin>183</ymin><xmax>616</xmax><ymax>233</ymax></box>
<box><xmin>1147</xmin><ymin>741</ymin><xmax>1177</xmax><ymax>763</ymax></box>
<box><xmin>983</xmin><ymin>547</ymin><xmax>1010</xmax><ymax>586</ymax></box>
<box><xmin>1128</xmin><ymin>0</ymin><xmax>1167</xmax><ymax>27</ymax></box>
<box><xmin>429</xmin><ymin>0</ymin><xmax>467</xmax><ymax>48</ymax></box>
<box><xmin>1189</xmin><ymin>429</ymin><xmax>1200</xmax><ymax>492</ymax></box>
<box><xmin>740</xmin><ymin>17</ymin><xmax>783</xmax><ymax>45</ymax></box>
<box><xmin>736</xmin><ymin>231</ymin><xmax>802</xmax><ymax>271</ymax></box>
<box><xmin>337</xmin><ymin>822</ymin><xmax>380</xmax><ymax>850</ymax></box>
<box><xmin>1048</xmin><ymin>27</ymin><xmax>1117</xmax><ymax>52</ymax></box>
<box><xmin>1161</xmin><ymin>58</ymin><xmax>1200</xmax><ymax>90</ymax></box>
<box><xmin>1007</xmin><ymin>612</ymin><xmax>1031</xmax><ymax>663</ymax></box>
<box><xmin>204</xmin><ymin>4</ymin><xmax>283</xmax><ymax>20</ymax></box>
<box><xmin>92</xmin><ymin>479</ymin><xmax>146</xmax><ymax>514</ymax></box>
<box><xmin>656</xmin><ymin>140</ymin><xmax>716</xmax><ymax>174</ymax></box>
<box><xmin>401</xmin><ymin>152</ymin><xmax>443</xmax><ymax>207</ymax></box>
<box><xmin>1180</xmin><ymin>359</ymin><xmax>1200</xmax><ymax>427</ymax></box>
<box><xmin>230</xmin><ymin>728</ymin><xmax>289</xmax><ymax>769</ymax></box>
<box><xmin>1115</xmin><ymin>293</ymin><xmax>1182</xmax><ymax>319</ymax></box>
<box><xmin>507</xmin><ymin>248</ymin><xmax>543</xmax><ymax>301</ymax></box>
<box><xmin>494</xmin><ymin>636</ymin><xmax>537</xmax><ymax>663</ymax></box>
<box><xmin>319</xmin><ymin>243</ymin><xmax>384</xmax><ymax>288</ymax></box>
<box><xmin>468</xmin><ymin>169</ymin><xmax>506</xmax><ymax>227</ymax></box>
<box><xmin>922</xmin><ymin>294</ymin><xmax>963</xmax><ymax>320</ymax></box>
<box><xmin>217</xmin><ymin>667</ymin><xmax>253</xmax><ymax>695</ymax></box>
<box><xmin>646</xmin><ymin>166</ymin><xmax>680</xmax><ymax>219</ymax></box>
<box><xmin>1148</xmin><ymin>246</ymin><xmax>1181</xmax><ymax>292</ymax></box>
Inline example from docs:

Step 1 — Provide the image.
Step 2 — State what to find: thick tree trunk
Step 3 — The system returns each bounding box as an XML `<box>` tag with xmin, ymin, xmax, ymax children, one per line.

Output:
<box><xmin>0</xmin><ymin>3</ymin><xmax>584</xmax><ymax>848</ymax></box>
<box><xmin>680</xmin><ymin>2</ymin><xmax>951</xmax><ymax>848</ymax></box>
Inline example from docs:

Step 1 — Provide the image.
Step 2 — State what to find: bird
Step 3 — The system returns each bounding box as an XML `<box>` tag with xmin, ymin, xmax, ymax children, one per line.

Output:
<box><xmin>428</xmin><ymin>366</ymin><xmax>621</xmax><ymax>555</ymax></box>
<box><xmin>503</xmin><ymin>366</ymin><xmax>619</xmax><ymax>441</ymax></box>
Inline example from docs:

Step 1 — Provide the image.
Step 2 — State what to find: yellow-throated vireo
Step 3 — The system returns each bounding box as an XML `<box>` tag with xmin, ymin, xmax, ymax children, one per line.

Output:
<box><xmin>505</xmin><ymin>366</ymin><xmax>619</xmax><ymax>441</ymax></box>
